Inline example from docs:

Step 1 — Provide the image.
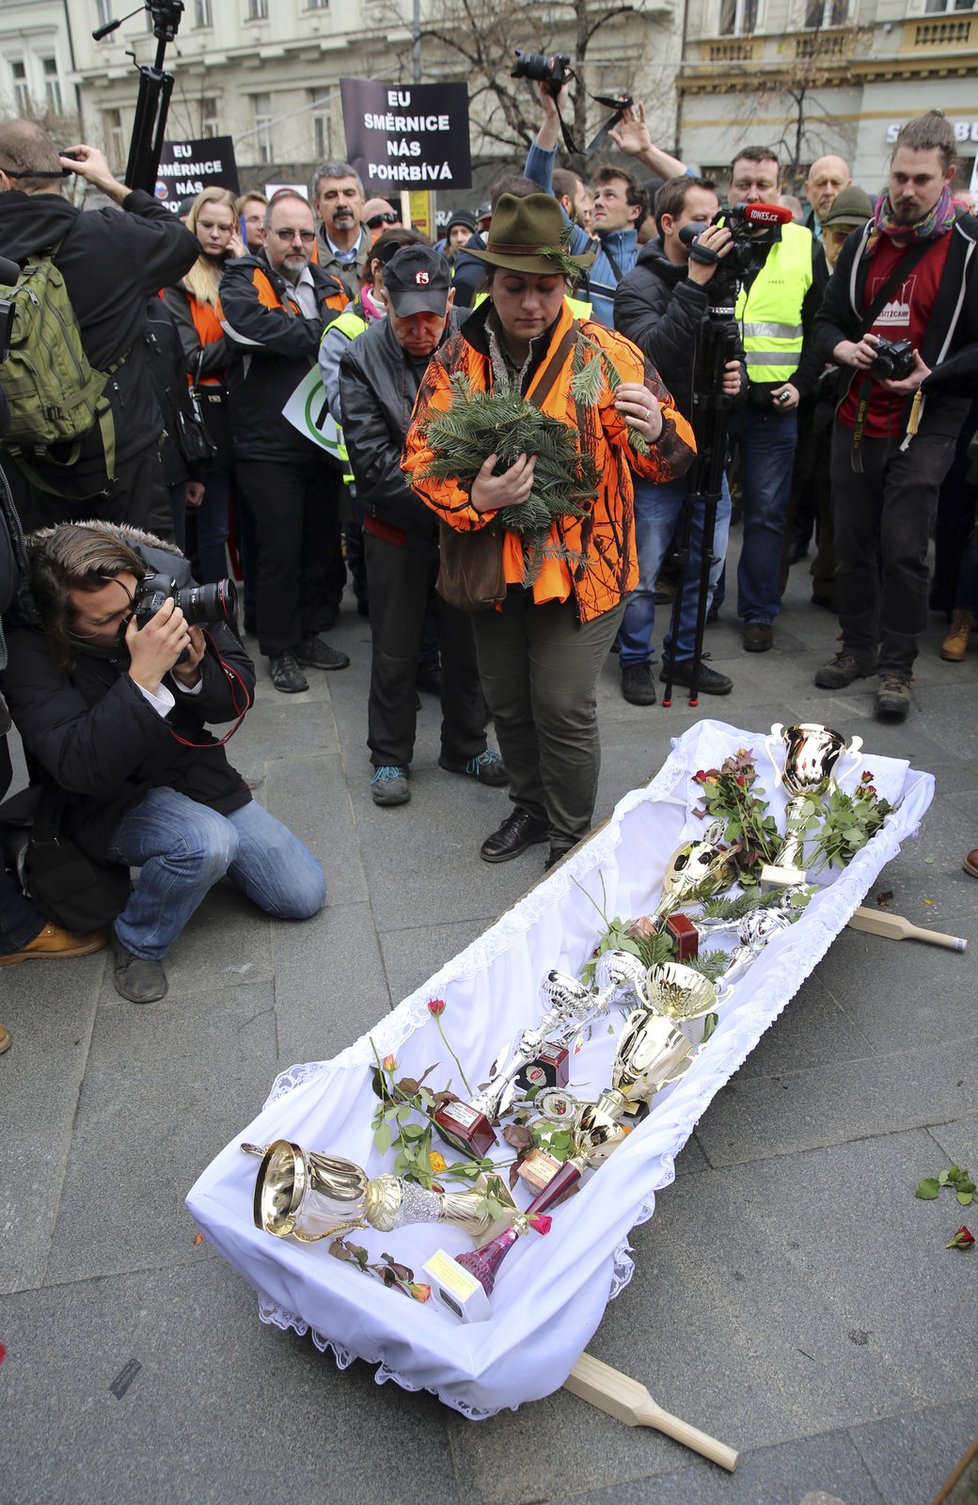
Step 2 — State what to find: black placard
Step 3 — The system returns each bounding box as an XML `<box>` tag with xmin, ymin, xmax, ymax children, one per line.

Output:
<box><xmin>340</xmin><ymin>79</ymin><xmax>471</xmax><ymax>192</ymax></box>
<box><xmin>154</xmin><ymin>135</ymin><xmax>240</xmax><ymax>214</ymax></box>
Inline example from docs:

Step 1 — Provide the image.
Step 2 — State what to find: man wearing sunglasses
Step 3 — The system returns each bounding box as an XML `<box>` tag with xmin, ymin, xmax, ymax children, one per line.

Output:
<box><xmin>362</xmin><ymin>198</ymin><xmax>401</xmax><ymax>243</ymax></box>
<box><xmin>220</xmin><ymin>190</ymin><xmax>350</xmax><ymax>693</ymax></box>
<box><xmin>311</xmin><ymin>161</ymin><xmax>372</xmax><ymax>301</ymax></box>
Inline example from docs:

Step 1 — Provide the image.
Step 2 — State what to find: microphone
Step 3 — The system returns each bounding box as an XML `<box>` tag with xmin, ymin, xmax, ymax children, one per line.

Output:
<box><xmin>731</xmin><ymin>201</ymin><xmax>794</xmax><ymax>226</ymax></box>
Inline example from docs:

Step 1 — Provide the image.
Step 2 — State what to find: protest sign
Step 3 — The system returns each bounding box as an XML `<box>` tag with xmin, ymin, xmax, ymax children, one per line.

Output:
<box><xmin>154</xmin><ymin>136</ymin><xmax>240</xmax><ymax>214</ymax></box>
<box><xmin>340</xmin><ymin>80</ymin><xmax>471</xmax><ymax>192</ymax></box>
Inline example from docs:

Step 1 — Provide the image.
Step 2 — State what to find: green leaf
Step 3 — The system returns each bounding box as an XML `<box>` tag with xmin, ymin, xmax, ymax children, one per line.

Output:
<box><xmin>938</xmin><ymin>1169</ymin><xmax>951</xmax><ymax>1185</ymax></box>
<box><xmin>373</xmin><ymin>1120</ymin><xmax>392</xmax><ymax>1155</ymax></box>
<box><xmin>915</xmin><ymin>1177</ymin><xmax>941</xmax><ymax>1199</ymax></box>
<box><xmin>958</xmin><ymin>1191</ymin><xmax>974</xmax><ymax>1206</ymax></box>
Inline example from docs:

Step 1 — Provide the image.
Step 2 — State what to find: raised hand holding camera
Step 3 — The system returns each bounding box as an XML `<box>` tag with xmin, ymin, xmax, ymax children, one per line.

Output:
<box><xmin>125</xmin><ymin>595</ymin><xmax>192</xmax><ymax>696</ymax></box>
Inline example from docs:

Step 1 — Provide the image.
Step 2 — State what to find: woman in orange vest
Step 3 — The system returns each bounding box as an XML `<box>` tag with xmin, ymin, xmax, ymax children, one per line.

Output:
<box><xmin>162</xmin><ymin>187</ymin><xmax>244</xmax><ymax>584</ymax></box>
<box><xmin>403</xmin><ymin>194</ymin><xmax>696</xmax><ymax>870</ymax></box>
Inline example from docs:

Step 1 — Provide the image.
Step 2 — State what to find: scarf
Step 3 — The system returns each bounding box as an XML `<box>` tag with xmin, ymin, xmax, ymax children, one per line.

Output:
<box><xmin>873</xmin><ymin>184</ymin><xmax>956</xmax><ymax>244</ymax></box>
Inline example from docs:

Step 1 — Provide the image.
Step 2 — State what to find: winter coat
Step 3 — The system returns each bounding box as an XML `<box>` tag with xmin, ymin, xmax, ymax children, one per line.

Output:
<box><xmin>218</xmin><ymin>252</ymin><xmax>346</xmax><ymax>463</ymax></box>
<box><xmin>614</xmin><ymin>236</ymin><xmax>747</xmax><ymax>422</ymax></box>
<box><xmin>0</xmin><ymin>525</ymin><xmax>253</xmax><ymax>862</ymax></box>
<box><xmin>0</xmin><ymin>188</ymin><xmax>198</xmax><ymax>493</ymax></box>
<box><xmin>814</xmin><ymin>214</ymin><xmax>978</xmax><ymax>441</ymax></box>
<box><xmin>340</xmin><ymin>312</ymin><xmax>458</xmax><ymax>541</ymax></box>
<box><xmin>402</xmin><ymin>299</ymin><xmax>696</xmax><ymax>623</ymax></box>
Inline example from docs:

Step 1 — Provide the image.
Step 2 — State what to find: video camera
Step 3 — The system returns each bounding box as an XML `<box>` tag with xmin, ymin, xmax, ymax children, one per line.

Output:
<box><xmin>679</xmin><ymin>200</ymin><xmax>794</xmax><ymax>303</ymax></box>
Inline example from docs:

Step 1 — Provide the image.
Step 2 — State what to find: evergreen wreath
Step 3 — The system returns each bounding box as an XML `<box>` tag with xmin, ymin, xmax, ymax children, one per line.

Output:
<box><xmin>416</xmin><ymin>331</ymin><xmax>648</xmax><ymax>585</ymax></box>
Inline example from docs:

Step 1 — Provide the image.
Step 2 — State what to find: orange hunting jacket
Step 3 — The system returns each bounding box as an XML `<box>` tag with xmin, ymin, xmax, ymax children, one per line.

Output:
<box><xmin>402</xmin><ymin>299</ymin><xmax>696</xmax><ymax>623</ymax></box>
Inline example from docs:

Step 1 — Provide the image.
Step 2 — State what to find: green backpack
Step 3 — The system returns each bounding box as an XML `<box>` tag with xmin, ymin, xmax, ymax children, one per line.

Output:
<box><xmin>0</xmin><ymin>241</ymin><xmax>120</xmax><ymax>493</ymax></box>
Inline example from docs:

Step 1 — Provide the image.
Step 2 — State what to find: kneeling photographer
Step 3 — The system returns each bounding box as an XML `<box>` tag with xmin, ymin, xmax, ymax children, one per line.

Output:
<box><xmin>1</xmin><ymin>522</ymin><xmax>326</xmax><ymax>1003</ymax></box>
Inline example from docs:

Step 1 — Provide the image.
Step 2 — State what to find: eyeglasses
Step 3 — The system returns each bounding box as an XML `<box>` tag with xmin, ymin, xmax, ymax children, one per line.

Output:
<box><xmin>366</xmin><ymin>211</ymin><xmax>399</xmax><ymax>230</ymax></box>
<box><xmin>270</xmin><ymin>228</ymin><xmax>316</xmax><ymax>243</ymax></box>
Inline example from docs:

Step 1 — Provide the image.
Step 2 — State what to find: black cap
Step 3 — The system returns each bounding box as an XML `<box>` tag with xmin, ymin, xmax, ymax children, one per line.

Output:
<box><xmin>383</xmin><ymin>245</ymin><xmax>452</xmax><ymax>316</ymax></box>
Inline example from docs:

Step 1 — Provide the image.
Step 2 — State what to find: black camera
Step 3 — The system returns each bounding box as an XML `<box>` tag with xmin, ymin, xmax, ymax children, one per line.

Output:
<box><xmin>511</xmin><ymin>50</ymin><xmax>573</xmax><ymax>99</ymax></box>
<box><xmin>133</xmin><ymin>571</ymin><xmax>237</xmax><ymax>660</ymax></box>
<box><xmin>870</xmin><ymin>337</ymin><xmax>915</xmax><ymax>383</ymax></box>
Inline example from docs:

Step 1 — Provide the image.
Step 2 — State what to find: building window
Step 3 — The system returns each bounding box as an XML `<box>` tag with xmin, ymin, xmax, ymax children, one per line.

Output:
<box><xmin>11</xmin><ymin>60</ymin><xmax>31</xmax><ymax>115</ymax></box>
<box><xmin>719</xmin><ymin>0</ymin><xmax>758</xmax><ymax>33</ymax></box>
<box><xmin>42</xmin><ymin>58</ymin><xmax>64</xmax><ymax>115</ymax></box>
<box><xmin>95</xmin><ymin>0</ymin><xmax>112</xmax><ymax>28</ymax></box>
<box><xmin>201</xmin><ymin>96</ymin><xmax>219</xmax><ymax>137</ymax></box>
<box><xmin>195</xmin><ymin>0</ymin><xmax>213</xmax><ymax>24</ymax></box>
<box><xmin>253</xmin><ymin>93</ymin><xmax>273</xmax><ymax>163</ymax></box>
<box><xmin>246</xmin><ymin>0</ymin><xmax>269</xmax><ymax>19</ymax></box>
<box><xmin>103</xmin><ymin>108</ymin><xmax>127</xmax><ymax>169</ymax></box>
<box><xmin>307</xmin><ymin>0</ymin><xmax>329</xmax><ymax>8</ymax></box>
<box><xmin>805</xmin><ymin>0</ymin><xmax>847</xmax><ymax>21</ymax></box>
<box><xmin>924</xmin><ymin>0</ymin><xmax>974</xmax><ymax>12</ymax></box>
<box><xmin>309</xmin><ymin>90</ymin><xmax>330</xmax><ymax>159</ymax></box>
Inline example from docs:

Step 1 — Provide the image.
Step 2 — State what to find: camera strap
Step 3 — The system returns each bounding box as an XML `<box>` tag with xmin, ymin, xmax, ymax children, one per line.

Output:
<box><xmin>165</xmin><ymin>628</ymin><xmax>252</xmax><ymax>749</ymax></box>
<box><xmin>553</xmin><ymin>92</ymin><xmax>632</xmax><ymax>158</ymax></box>
<box><xmin>849</xmin><ymin>236</ymin><xmax>934</xmax><ymax>471</ymax></box>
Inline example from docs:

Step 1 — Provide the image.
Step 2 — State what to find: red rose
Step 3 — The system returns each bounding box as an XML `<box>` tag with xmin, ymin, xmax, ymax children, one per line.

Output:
<box><xmin>427</xmin><ymin>998</ymin><xmax>446</xmax><ymax>1017</ymax></box>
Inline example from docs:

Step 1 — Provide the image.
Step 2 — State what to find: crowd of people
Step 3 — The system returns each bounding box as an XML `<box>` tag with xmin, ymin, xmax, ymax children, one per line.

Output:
<box><xmin>0</xmin><ymin>97</ymin><xmax>976</xmax><ymax>1052</ymax></box>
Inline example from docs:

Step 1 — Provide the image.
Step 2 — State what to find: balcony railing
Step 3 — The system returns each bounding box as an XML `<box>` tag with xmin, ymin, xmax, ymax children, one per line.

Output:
<box><xmin>910</xmin><ymin>14</ymin><xmax>975</xmax><ymax>43</ymax></box>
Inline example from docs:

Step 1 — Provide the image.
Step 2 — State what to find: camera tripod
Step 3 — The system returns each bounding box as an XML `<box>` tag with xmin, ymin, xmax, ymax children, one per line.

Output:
<box><xmin>660</xmin><ymin>300</ymin><xmax>739</xmax><ymax>708</ymax></box>
<box><xmin>93</xmin><ymin>2</ymin><xmax>184</xmax><ymax>194</ymax></box>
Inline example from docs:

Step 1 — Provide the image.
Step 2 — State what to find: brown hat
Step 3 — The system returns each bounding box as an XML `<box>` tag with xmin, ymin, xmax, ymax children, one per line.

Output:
<box><xmin>465</xmin><ymin>193</ymin><xmax>594</xmax><ymax>276</ymax></box>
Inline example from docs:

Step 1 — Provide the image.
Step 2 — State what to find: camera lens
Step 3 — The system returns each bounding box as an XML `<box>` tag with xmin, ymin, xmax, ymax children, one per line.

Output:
<box><xmin>176</xmin><ymin>578</ymin><xmax>238</xmax><ymax>627</ymax></box>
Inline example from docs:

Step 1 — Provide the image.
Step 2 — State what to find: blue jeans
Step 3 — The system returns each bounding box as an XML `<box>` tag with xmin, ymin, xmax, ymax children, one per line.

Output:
<box><xmin>107</xmin><ymin>789</ymin><xmax>326</xmax><ymax>960</ymax></box>
<box><xmin>618</xmin><ymin>474</ymin><xmax>732</xmax><ymax>667</ymax></box>
<box><xmin>731</xmin><ymin>405</ymin><xmax>799</xmax><ymax>625</ymax></box>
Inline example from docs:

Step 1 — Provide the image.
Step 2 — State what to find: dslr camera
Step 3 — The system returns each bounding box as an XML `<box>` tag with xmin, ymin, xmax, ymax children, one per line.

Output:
<box><xmin>133</xmin><ymin>571</ymin><xmax>237</xmax><ymax>661</ymax></box>
<box><xmin>869</xmin><ymin>336</ymin><xmax>915</xmax><ymax>383</ymax></box>
<box><xmin>511</xmin><ymin>49</ymin><xmax>573</xmax><ymax>99</ymax></box>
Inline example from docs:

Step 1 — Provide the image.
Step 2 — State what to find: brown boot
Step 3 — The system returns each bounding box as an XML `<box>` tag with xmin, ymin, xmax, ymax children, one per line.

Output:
<box><xmin>0</xmin><ymin>1024</ymin><xmax>10</xmax><ymax>1055</ymax></box>
<box><xmin>0</xmin><ymin>922</ymin><xmax>107</xmax><ymax>966</ymax></box>
<box><xmin>941</xmin><ymin>610</ymin><xmax>974</xmax><ymax>661</ymax></box>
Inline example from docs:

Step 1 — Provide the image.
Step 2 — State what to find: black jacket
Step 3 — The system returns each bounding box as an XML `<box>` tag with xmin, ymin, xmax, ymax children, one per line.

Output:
<box><xmin>0</xmin><ymin>527</ymin><xmax>253</xmax><ymax>862</ymax></box>
<box><xmin>814</xmin><ymin>215</ymin><xmax>978</xmax><ymax>440</ymax></box>
<box><xmin>339</xmin><ymin>313</ymin><xmax>457</xmax><ymax>539</ymax></box>
<box><xmin>219</xmin><ymin>252</ymin><xmax>345</xmax><ymax>464</ymax></box>
<box><xmin>142</xmin><ymin>296</ymin><xmax>204</xmax><ymax>488</ymax></box>
<box><xmin>0</xmin><ymin>188</ymin><xmax>198</xmax><ymax>490</ymax></box>
<box><xmin>614</xmin><ymin>237</ymin><xmax>747</xmax><ymax>422</ymax></box>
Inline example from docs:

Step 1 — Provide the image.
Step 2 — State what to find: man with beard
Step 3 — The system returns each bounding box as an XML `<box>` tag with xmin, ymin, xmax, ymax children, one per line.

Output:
<box><xmin>312</xmin><ymin>162</ymin><xmax>371</xmax><ymax>301</ymax></box>
<box><xmin>339</xmin><ymin>245</ymin><xmax>506</xmax><ymax>806</ymax></box>
<box><xmin>813</xmin><ymin>111</ymin><xmax>978</xmax><ymax>720</ymax></box>
<box><xmin>220</xmin><ymin>190</ymin><xmax>349</xmax><ymax>693</ymax></box>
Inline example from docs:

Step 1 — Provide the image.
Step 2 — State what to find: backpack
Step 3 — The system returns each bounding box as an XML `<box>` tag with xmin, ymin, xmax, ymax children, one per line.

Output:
<box><xmin>0</xmin><ymin>241</ymin><xmax>121</xmax><ymax>489</ymax></box>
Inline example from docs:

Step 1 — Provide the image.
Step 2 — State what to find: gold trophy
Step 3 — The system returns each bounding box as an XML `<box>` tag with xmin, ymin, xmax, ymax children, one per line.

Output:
<box><xmin>761</xmin><ymin>722</ymin><xmax>863</xmax><ymax>887</ymax></box>
<box><xmin>242</xmin><ymin>1141</ymin><xmax>513</xmax><ymax>1245</ymax></box>
<box><xmin>654</xmin><ymin>820</ymin><xmax>735</xmax><ymax>917</ymax></box>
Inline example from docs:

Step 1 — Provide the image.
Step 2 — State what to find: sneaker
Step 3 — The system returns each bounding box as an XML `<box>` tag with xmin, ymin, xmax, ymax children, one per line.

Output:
<box><xmin>0</xmin><ymin>922</ymin><xmax>107</xmax><ymax>966</ymax></box>
<box><xmin>743</xmin><ymin>622</ymin><xmax>773</xmax><ymax>653</ymax></box>
<box><xmin>480</xmin><ymin>808</ymin><xmax>549</xmax><ymax>863</ymax></box>
<box><xmin>270</xmin><ymin>652</ymin><xmax>309</xmax><ymax>693</ymax></box>
<box><xmin>370</xmin><ymin>765</ymin><xmax>411</xmax><ymax>806</ymax></box>
<box><xmin>296</xmin><ymin>636</ymin><xmax>350</xmax><ymax>671</ymax></box>
<box><xmin>111</xmin><ymin>937</ymin><xmax>168</xmax><ymax>1004</ymax></box>
<box><xmin>438</xmin><ymin>747</ymin><xmax>509</xmax><ymax>786</ymax></box>
<box><xmin>814</xmin><ymin>649</ymin><xmax>877</xmax><ymax>689</ymax></box>
<box><xmin>875</xmin><ymin>673</ymin><xmax>912</xmax><ymax>720</ymax></box>
<box><xmin>660</xmin><ymin>658</ymin><xmax>732</xmax><ymax>696</ymax></box>
<box><xmin>620</xmin><ymin>662</ymin><xmax>656</xmax><ymax>706</ymax></box>
<box><xmin>941</xmin><ymin>610</ymin><xmax>974</xmax><ymax>662</ymax></box>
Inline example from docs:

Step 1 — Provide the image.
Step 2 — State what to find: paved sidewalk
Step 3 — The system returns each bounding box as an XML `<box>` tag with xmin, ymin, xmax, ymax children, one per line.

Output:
<box><xmin>1</xmin><ymin>545</ymin><xmax>976</xmax><ymax>1505</ymax></box>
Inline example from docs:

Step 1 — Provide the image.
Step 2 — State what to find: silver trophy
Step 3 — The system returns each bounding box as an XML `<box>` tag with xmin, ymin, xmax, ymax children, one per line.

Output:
<box><xmin>713</xmin><ymin>902</ymin><xmax>804</xmax><ymax>1001</ymax></box>
<box><xmin>761</xmin><ymin>723</ymin><xmax>863</xmax><ymax>887</ymax></box>
<box><xmin>654</xmin><ymin>820</ymin><xmax>735</xmax><ymax>917</ymax></box>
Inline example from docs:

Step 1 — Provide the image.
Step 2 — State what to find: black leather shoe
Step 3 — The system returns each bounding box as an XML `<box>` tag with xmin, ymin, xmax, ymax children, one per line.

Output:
<box><xmin>620</xmin><ymin>662</ymin><xmax>656</xmax><ymax>705</ymax></box>
<box><xmin>544</xmin><ymin>844</ymin><xmax>573</xmax><ymax>871</ymax></box>
<box><xmin>480</xmin><ymin>808</ymin><xmax>549</xmax><ymax>864</ymax></box>
<box><xmin>111</xmin><ymin>938</ymin><xmax>168</xmax><ymax>1004</ymax></box>
<box><xmin>660</xmin><ymin>659</ymin><xmax>732</xmax><ymax>696</ymax></box>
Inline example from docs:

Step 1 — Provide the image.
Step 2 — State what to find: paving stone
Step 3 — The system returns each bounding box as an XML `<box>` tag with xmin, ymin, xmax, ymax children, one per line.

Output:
<box><xmin>261</xmin><ymin>749</ymin><xmax>368</xmax><ymax>907</ymax></box>
<box><xmin>43</xmin><ymin>981</ymin><xmax>279</xmax><ymax>1284</ymax></box>
<box><xmin>271</xmin><ymin>900</ymin><xmax>392</xmax><ymax>1068</ymax></box>
<box><xmin>0</xmin><ymin>1261</ymin><xmax>455</xmax><ymax>1505</ymax></box>
<box><xmin>379</xmin><ymin>917</ymin><xmax>495</xmax><ymax>1005</ymax></box>
<box><xmin>850</xmin><ymin>1399</ymin><xmax>978</xmax><ymax>1505</ymax></box>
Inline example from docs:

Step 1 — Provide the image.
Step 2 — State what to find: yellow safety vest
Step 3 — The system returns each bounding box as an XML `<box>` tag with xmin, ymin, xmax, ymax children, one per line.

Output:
<box><xmin>735</xmin><ymin>222</ymin><xmax>813</xmax><ymax>387</ymax></box>
<box><xmin>318</xmin><ymin>308</ymin><xmax>368</xmax><ymax>479</ymax></box>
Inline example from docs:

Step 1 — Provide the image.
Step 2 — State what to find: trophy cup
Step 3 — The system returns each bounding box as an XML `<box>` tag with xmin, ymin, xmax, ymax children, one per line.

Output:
<box><xmin>760</xmin><ymin>723</ymin><xmax>863</xmax><ymax>887</ymax></box>
<box><xmin>653</xmin><ymin>821</ymin><xmax>735</xmax><ymax>917</ymax></box>
<box><xmin>432</xmin><ymin>950</ymin><xmax>647</xmax><ymax>1159</ymax></box>
<box><xmin>243</xmin><ymin>1140</ymin><xmax>515</xmax><ymax>1245</ymax></box>
<box><xmin>712</xmin><ymin>903</ymin><xmax>802</xmax><ymax>1001</ymax></box>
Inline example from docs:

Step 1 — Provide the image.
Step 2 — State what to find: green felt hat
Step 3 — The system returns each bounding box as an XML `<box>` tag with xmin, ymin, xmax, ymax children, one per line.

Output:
<box><xmin>466</xmin><ymin>193</ymin><xmax>594</xmax><ymax>276</ymax></box>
